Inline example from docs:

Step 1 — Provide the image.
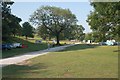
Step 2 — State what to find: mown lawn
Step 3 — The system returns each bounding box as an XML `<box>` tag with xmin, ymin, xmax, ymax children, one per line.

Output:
<box><xmin>2</xmin><ymin>44</ymin><xmax>118</xmax><ymax>78</ymax></box>
<box><xmin>2</xmin><ymin>37</ymin><xmax>72</xmax><ymax>58</ymax></box>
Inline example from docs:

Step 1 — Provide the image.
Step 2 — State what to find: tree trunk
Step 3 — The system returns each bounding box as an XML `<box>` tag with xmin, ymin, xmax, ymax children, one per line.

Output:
<box><xmin>26</xmin><ymin>35</ymin><xmax>28</xmax><ymax>40</ymax></box>
<box><xmin>56</xmin><ymin>33</ymin><xmax>60</xmax><ymax>45</ymax></box>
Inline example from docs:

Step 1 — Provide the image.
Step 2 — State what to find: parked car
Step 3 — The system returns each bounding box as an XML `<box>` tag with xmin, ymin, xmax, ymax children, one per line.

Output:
<box><xmin>2</xmin><ymin>44</ymin><xmax>12</xmax><ymax>50</ymax></box>
<box><xmin>12</xmin><ymin>43</ymin><xmax>22</xmax><ymax>48</ymax></box>
<box><xmin>2</xmin><ymin>43</ymin><xmax>22</xmax><ymax>50</ymax></box>
<box><xmin>113</xmin><ymin>42</ymin><xmax>119</xmax><ymax>45</ymax></box>
<box><xmin>99</xmin><ymin>40</ymin><xmax>119</xmax><ymax>46</ymax></box>
<box><xmin>99</xmin><ymin>42</ymin><xmax>106</xmax><ymax>45</ymax></box>
<box><xmin>8</xmin><ymin>43</ymin><xmax>14</xmax><ymax>48</ymax></box>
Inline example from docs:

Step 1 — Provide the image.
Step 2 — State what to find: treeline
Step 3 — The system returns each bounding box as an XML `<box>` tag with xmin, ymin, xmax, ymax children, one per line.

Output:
<box><xmin>3</xmin><ymin>1</ymin><xmax>119</xmax><ymax>44</ymax></box>
<box><xmin>2</xmin><ymin>2</ymin><xmax>85</xmax><ymax>45</ymax></box>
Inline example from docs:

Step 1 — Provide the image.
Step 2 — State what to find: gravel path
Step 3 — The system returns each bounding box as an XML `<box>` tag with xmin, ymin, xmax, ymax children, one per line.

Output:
<box><xmin>0</xmin><ymin>44</ymin><xmax>77</xmax><ymax>67</ymax></box>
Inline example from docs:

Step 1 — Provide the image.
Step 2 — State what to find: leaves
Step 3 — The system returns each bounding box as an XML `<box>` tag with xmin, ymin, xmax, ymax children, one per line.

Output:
<box><xmin>30</xmin><ymin>6</ymin><xmax>78</xmax><ymax>44</ymax></box>
<box><xmin>22</xmin><ymin>22</ymin><xmax>34</xmax><ymax>39</ymax></box>
<box><xmin>87</xmin><ymin>2</ymin><xmax>120</xmax><ymax>41</ymax></box>
<box><xmin>2</xmin><ymin>1</ymin><xmax>22</xmax><ymax>41</ymax></box>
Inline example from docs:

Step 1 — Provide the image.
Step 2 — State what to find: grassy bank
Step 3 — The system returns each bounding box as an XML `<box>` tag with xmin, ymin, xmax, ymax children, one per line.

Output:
<box><xmin>2</xmin><ymin>37</ymin><xmax>48</xmax><ymax>58</ymax></box>
<box><xmin>2</xmin><ymin>44</ymin><xmax>118</xmax><ymax>78</ymax></box>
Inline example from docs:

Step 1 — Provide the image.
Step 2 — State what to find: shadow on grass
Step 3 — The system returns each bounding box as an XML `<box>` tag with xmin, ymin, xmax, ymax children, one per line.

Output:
<box><xmin>2</xmin><ymin>37</ymin><xmax>48</xmax><ymax>58</ymax></box>
<box><xmin>113</xmin><ymin>50</ymin><xmax>120</xmax><ymax>52</ymax></box>
<box><xmin>58</xmin><ymin>44</ymin><xmax>100</xmax><ymax>52</ymax></box>
<box><xmin>2</xmin><ymin>63</ymin><xmax>48</xmax><ymax>78</ymax></box>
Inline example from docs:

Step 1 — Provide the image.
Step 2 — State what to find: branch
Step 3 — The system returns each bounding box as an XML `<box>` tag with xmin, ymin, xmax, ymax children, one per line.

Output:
<box><xmin>42</xmin><ymin>20</ymin><xmax>54</xmax><ymax>33</ymax></box>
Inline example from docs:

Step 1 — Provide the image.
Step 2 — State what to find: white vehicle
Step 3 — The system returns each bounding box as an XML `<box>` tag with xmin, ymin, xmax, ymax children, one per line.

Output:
<box><xmin>12</xmin><ymin>43</ymin><xmax>22</xmax><ymax>48</ymax></box>
<box><xmin>99</xmin><ymin>40</ymin><xmax>119</xmax><ymax>46</ymax></box>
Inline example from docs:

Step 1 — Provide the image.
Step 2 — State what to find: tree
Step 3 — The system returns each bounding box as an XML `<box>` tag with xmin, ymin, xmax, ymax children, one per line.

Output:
<box><xmin>37</xmin><ymin>24</ymin><xmax>85</xmax><ymax>41</ymax></box>
<box><xmin>2</xmin><ymin>1</ymin><xmax>22</xmax><ymax>41</ymax></box>
<box><xmin>30</xmin><ymin>6</ymin><xmax>77</xmax><ymax>45</ymax></box>
<box><xmin>22</xmin><ymin>22</ymin><xmax>34</xmax><ymax>39</ymax></box>
<box><xmin>2</xmin><ymin>1</ymin><xmax>14</xmax><ymax>41</ymax></box>
<box><xmin>87</xmin><ymin>2</ymin><xmax>120</xmax><ymax>41</ymax></box>
<box><xmin>84</xmin><ymin>33</ymin><xmax>92</xmax><ymax>41</ymax></box>
<box><xmin>73</xmin><ymin>25</ymin><xmax>85</xmax><ymax>41</ymax></box>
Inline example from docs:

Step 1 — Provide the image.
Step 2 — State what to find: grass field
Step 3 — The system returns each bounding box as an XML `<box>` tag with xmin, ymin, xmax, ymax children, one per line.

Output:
<box><xmin>2</xmin><ymin>37</ymin><xmax>75</xmax><ymax>58</ymax></box>
<box><xmin>2</xmin><ymin>37</ymin><xmax>48</xmax><ymax>58</ymax></box>
<box><xmin>2</xmin><ymin>44</ymin><xmax>118</xmax><ymax>78</ymax></box>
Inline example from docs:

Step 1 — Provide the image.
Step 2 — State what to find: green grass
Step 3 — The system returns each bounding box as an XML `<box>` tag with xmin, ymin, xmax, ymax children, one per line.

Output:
<box><xmin>2</xmin><ymin>37</ymin><xmax>48</xmax><ymax>58</ymax></box>
<box><xmin>2</xmin><ymin>36</ymin><xmax>71</xmax><ymax>58</ymax></box>
<box><xmin>2</xmin><ymin>44</ymin><xmax>118</xmax><ymax>78</ymax></box>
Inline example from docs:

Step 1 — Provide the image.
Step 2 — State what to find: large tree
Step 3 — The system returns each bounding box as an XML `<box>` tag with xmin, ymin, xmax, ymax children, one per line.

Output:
<box><xmin>30</xmin><ymin>6</ymin><xmax>77</xmax><ymax>45</ymax></box>
<box><xmin>2</xmin><ymin>1</ymin><xmax>14</xmax><ymax>41</ymax></box>
<box><xmin>22</xmin><ymin>22</ymin><xmax>34</xmax><ymax>39</ymax></box>
<box><xmin>37</xmin><ymin>24</ymin><xmax>85</xmax><ymax>41</ymax></box>
<box><xmin>2</xmin><ymin>1</ymin><xmax>22</xmax><ymax>41</ymax></box>
<box><xmin>87</xmin><ymin>2</ymin><xmax>120</xmax><ymax>41</ymax></box>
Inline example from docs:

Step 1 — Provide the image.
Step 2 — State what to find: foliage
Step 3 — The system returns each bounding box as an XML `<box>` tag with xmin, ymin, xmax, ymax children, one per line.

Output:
<box><xmin>30</xmin><ymin>6</ymin><xmax>77</xmax><ymax>45</ymax></box>
<box><xmin>72</xmin><ymin>25</ymin><xmax>85</xmax><ymax>41</ymax></box>
<box><xmin>63</xmin><ymin>25</ymin><xmax>85</xmax><ymax>41</ymax></box>
<box><xmin>2</xmin><ymin>1</ymin><xmax>22</xmax><ymax>41</ymax></box>
<box><xmin>22</xmin><ymin>22</ymin><xmax>34</xmax><ymax>39</ymax></box>
<box><xmin>84</xmin><ymin>33</ymin><xmax>92</xmax><ymax>41</ymax></box>
<box><xmin>87</xmin><ymin>2</ymin><xmax>120</xmax><ymax>41</ymax></box>
<box><xmin>37</xmin><ymin>25</ymin><xmax>54</xmax><ymax>40</ymax></box>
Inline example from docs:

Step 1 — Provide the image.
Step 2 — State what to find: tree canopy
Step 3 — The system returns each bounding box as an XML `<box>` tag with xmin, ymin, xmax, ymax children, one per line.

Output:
<box><xmin>30</xmin><ymin>6</ymin><xmax>78</xmax><ymax>45</ymax></box>
<box><xmin>2</xmin><ymin>1</ymin><xmax>22</xmax><ymax>42</ymax></box>
<box><xmin>22</xmin><ymin>22</ymin><xmax>34</xmax><ymax>39</ymax></box>
<box><xmin>87</xmin><ymin>2</ymin><xmax>120</xmax><ymax>41</ymax></box>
